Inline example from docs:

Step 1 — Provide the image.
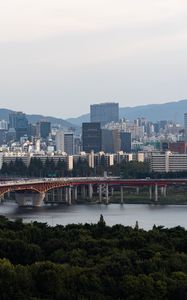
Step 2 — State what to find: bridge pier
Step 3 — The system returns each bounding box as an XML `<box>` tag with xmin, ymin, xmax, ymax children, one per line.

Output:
<box><xmin>164</xmin><ymin>186</ymin><xmax>167</xmax><ymax>197</ymax></box>
<box><xmin>74</xmin><ymin>186</ymin><xmax>78</xmax><ymax>201</ymax></box>
<box><xmin>99</xmin><ymin>184</ymin><xmax>102</xmax><ymax>203</ymax></box>
<box><xmin>154</xmin><ymin>184</ymin><xmax>158</xmax><ymax>202</ymax></box>
<box><xmin>89</xmin><ymin>184</ymin><xmax>93</xmax><ymax>199</ymax></box>
<box><xmin>81</xmin><ymin>185</ymin><xmax>86</xmax><ymax>199</ymax></box>
<box><xmin>68</xmin><ymin>187</ymin><xmax>72</xmax><ymax>205</ymax></box>
<box><xmin>136</xmin><ymin>187</ymin><xmax>140</xmax><ymax>195</ymax></box>
<box><xmin>15</xmin><ymin>191</ymin><xmax>45</xmax><ymax>207</ymax></box>
<box><xmin>161</xmin><ymin>186</ymin><xmax>167</xmax><ymax>198</ymax></box>
<box><xmin>149</xmin><ymin>186</ymin><xmax>152</xmax><ymax>200</ymax></box>
<box><xmin>65</xmin><ymin>188</ymin><xmax>68</xmax><ymax>203</ymax></box>
<box><xmin>121</xmin><ymin>186</ymin><xmax>124</xmax><ymax>204</ymax></box>
<box><xmin>106</xmin><ymin>184</ymin><xmax>109</xmax><ymax>204</ymax></box>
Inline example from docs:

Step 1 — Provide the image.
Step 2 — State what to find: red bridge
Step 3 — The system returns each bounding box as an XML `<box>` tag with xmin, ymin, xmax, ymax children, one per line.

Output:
<box><xmin>0</xmin><ymin>177</ymin><xmax>187</xmax><ymax>207</ymax></box>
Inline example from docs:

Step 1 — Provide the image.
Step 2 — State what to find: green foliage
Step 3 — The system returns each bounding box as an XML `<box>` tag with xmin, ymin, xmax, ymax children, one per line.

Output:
<box><xmin>0</xmin><ymin>219</ymin><xmax>186</xmax><ymax>298</ymax></box>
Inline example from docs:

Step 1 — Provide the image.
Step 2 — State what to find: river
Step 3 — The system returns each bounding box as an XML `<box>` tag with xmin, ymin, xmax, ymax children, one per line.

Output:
<box><xmin>0</xmin><ymin>202</ymin><xmax>187</xmax><ymax>229</ymax></box>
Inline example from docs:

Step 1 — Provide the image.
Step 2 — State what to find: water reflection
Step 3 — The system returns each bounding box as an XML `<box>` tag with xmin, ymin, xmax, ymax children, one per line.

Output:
<box><xmin>0</xmin><ymin>202</ymin><xmax>187</xmax><ymax>229</ymax></box>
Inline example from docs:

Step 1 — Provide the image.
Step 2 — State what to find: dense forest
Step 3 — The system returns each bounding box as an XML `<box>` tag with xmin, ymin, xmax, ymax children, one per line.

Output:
<box><xmin>0</xmin><ymin>216</ymin><xmax>187</xmax><ymax>299</ymax></box>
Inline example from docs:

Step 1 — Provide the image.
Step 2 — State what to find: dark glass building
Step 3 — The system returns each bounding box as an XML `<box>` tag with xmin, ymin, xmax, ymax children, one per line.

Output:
<box><xmin>9</xmin><ymin>112</ymin><xmax>28</xmax><ymax>141</ymax></box>
<box><xmin>40</xmin><ymin>121</ymin><xmax>51</xmax><ymax>139</ymax></box>
<box><xmin>120</xmin><ymin>132</ymin><xmax>131</xmax><ymax>152</ymax></box>
<box><xmin>90</xmin><ymin>102</ymin><xmax>119</xmax><ymax>125</ymax></box>
<box><xmin>102</xmin><ymin>129</ymin><xmax>121</xmax><ymax>153</ymax></box>
<box><xmin>82</xmin><ymin>122</ymin><xmax>102</xmax><ymax>153</ymax></box>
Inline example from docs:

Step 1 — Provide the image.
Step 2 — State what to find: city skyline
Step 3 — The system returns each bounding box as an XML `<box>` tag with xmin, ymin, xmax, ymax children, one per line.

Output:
<box><xmin>0</xmin><ymin>0</ymin><xmax>187</xmax><ymax>117</ymax></box>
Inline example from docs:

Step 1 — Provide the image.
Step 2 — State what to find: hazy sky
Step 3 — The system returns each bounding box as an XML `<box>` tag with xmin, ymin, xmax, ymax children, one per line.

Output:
<box><xmin>0</xmin><ymin>0</ymin><xmax>187</xmax><ymax>118</ymax></box>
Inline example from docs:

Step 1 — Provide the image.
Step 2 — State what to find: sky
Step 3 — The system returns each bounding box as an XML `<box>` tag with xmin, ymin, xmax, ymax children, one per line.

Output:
<box><xmin>0</xmin><ymin>0</ymin><xmax>187</xmax><ymax>119</ymax></box>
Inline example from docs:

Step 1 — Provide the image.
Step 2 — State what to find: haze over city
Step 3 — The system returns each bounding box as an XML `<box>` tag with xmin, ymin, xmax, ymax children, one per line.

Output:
<box><xmin>0</xmin><ymin>0</ymin><xmax>187</xmax><ymax>118</ymax></box>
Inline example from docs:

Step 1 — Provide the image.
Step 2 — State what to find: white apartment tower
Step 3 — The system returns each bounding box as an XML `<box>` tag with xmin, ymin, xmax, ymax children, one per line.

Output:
<box><xmin>55</xmin><ymin>130</ymin><xmax>64</xmax><ymax>152</ymax></box>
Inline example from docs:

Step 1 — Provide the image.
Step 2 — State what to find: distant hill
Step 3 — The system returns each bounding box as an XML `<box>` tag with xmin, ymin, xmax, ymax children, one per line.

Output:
<box><xmin>1</xmin><ymin>99</ymin><xmax>187</xmax><ymax>129</ymax></box>
<box><xmin>67</xmin><ymin>113</ymin><xmax>90</xmax><ymax>126</ymax></box>
<box><xmin>0</xmin><ymin>108</ymin><xmax>77</xmax><ymax>129</ymax></box>
<box><xmin>119</xmin><ymin>99</ymin><xmax>187</xmax><ymax>123</ymax></box>
<box><xmin>66</xmin><ymin>99</ymin><xmax>187</xmax><ymax>125</ymax></box>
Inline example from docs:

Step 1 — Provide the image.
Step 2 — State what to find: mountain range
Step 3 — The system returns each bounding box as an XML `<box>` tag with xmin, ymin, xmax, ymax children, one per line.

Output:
<box><xmin>0</xmin><ymin>108</ymin><xmax>75</xmax><ymax>129</ymax></box>
<box><xmin>67</xmin><ymin>99</ymin><xmax>187</xmax><ymax>125</ymax></box>
<box><xmin>0</xmin><ymin>99</ymin><xmax>187</xmax><ymax>128</ymax></box>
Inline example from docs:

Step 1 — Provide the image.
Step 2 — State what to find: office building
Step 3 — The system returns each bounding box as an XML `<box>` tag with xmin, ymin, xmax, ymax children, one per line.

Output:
<box><xmin>184</xmin><ymin>113</ymin><xmax>187</xmax><ymax>141</ymax></box>
<box><xmin>9</xmin><ymin>112</ymin><xmax>28</xmax><ymax>141</ymax></box>
<box><xmin>90</xmin><ymin>102</ymin><xmax>119</xmax><ymax>125</ymax></box>
<box><xmin>64</xmin><ymin>133</ymin><xmax>74</xmax><ymax>155</ymax></box>
<box><xmin>0</xmin><ymin>130</ymin><xmax>7</xmax><ymax>145</ymax></box>
<box><xmin>169</xmin><ymin>141</ymin><xmax>187</xmax><ymax>154</ymax></box>
<box><xmin>120</xmin><ymin>132</ymin><xmax>131</xmax><ymax>152</ymax></box>
<box><xmin>40</xmin><ymin>121</ymin><xmax>51</xmax><ymax>139</ymax></box>
<box><xmin>102</xmin><ymin>129</ymin><xmax>121</xmax><ymax>153</ymax></box>
<box><xmin>55</xmin><ymin>130</ymin><xmax>64</xmax><ymax>152</ymax></box>
<box><xmin>82</xmin><ymin>122</ymin><xmax>102</xmax><ymax>153</ymax></box>
<box><xmin>0</xmin><ymin>120</ymin><xmax>8</xmax><ymax>130</ymax></box>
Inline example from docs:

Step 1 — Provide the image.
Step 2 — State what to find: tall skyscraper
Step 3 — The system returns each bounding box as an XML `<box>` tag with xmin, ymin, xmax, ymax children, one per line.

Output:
<box><xmin>82</xmin><ymin>122</ymin><xmax>102</xmax><ymax>153</ymax></box>
<box><xmin>55</xmin><ymin>130</ymin><xmax>64</xmax><ymax>152</ymax></box>
<box><xmin>64</xmin><ymin>133</ymin><xmax>74</xmax><ymax>155</ymax></box>
<box><xmin>102</xmin><ymin>129</ymin><xmax>121</xmax><ymax>153</ymax></box>
<box><xmin>120</xmin><ymin>132</ymin><xmax>131</xmax><ymax>153</ymax></box>
<box><xmin>9</xmin><ymin>112</ymin><xmax>28</xmax><ymax>141</ymax></box>
<box><xmin>39</xmin><ymin>121</ymin><xmax>51</xmax><ymax>139</ymax></box>
<box><xmin>90</xmin><ymin>102</ymin><xmax>119</xmax><ymax>125</ymax></box>
<box><xmin>184</xmin><ymin>113</ymin><xmax>187</xmax><ymax>141</ymax></box>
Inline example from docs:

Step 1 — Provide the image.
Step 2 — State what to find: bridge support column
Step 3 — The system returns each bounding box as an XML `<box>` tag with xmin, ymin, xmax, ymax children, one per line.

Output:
<box><xmin>99</xmin><ymin>185</ymin><xmax>102</xmax><ymax>203</ymax></box>
<box><xmin>52</xmin><ymin>189</ymin><xmax>55</xmax><ymax>202</ymax></box>
<box><xmin>81</xmin><ymin>185</ymin><xmax>86</xmax><ymax>199</ymax></box>
<box><xmin>149</xmin><ymin>186</ymin><xmax>152</xmax><ymax>200</ymax></box>
<box><xmin>68</xmin><ymin>187</ymin><xmax>72</xmax><ymax>205</ymax></box>
<box><xmin>106</xmin><ymin>184</ymin><xmax>109</xmax><ymax>204</ymax></box>
<box><xmin>58</xmin><ymin>188</ymin><xmax>63</xmax><ymax>201</ymax></box>
<box><xmin>74</xmin><ymin>186</ymin><xmax>78</xmax><ymax>201</ymax></box>
<box><xmin>65</xmin><ymin>188</ymin><xmax>68</xmax><ymax>203</ymax></box>
<box><xmin>89</xmin><ymin>184</ymin><xmax>93</xmax><ymax>199</ymax></box>
<box><xmin>161</xmin><ymin>186</ymin><xmax>167</xmax><ymax>198</ymax></box>
<box><xmin>154</xmin><ymin>184</ymin><xmax>158</xmax><ymax>202</ymax></box>
<box><xmin>164</xmin><ymin>186</ymin><xmax>167</xmax><ymax>198</ymax></box>
<box><xmin>0</xmin><ymin>193</ymin><xmax>4</xmax><ymax>202</ymax></box>
<box><xmin>120</xmin><ymin>186</ymin><xmax>124</xmax><ymax>204</ymax></box>
<box><xmin>15</xmin><ymin>191</ymin><xmax>45</xmax><ymax>207</ymax></box>
<box><xmin>136</xmin><ymin>187</ymin><xmax>140</xmax><ymax>195</ymax></box>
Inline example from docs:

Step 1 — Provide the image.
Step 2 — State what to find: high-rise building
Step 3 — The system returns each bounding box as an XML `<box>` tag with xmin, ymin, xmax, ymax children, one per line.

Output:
<box><xmin>169</xmin><ymin>141</ymin><xmax>187</xmax><ymax>154</ymax></box>
<box><xmin>82</xmin><ymin>122</ymin><xmax>102</xmax><ymax>153</ymax></box>
<box><xmin>184</xmin><ymin>113</ymin><xmax>187</xmax><ymax>141</ymax></box>
<box><xmin>0</xmin><ymin>120</ymin><xmax>8</xmax><ymax>130</ymax></box>
<box><xmin>0</xmin><ymin>130</ymin><xmax>7</xmax><ymax>145</ymax></box>
<box><xmin>28</xmin><ymin>123</ymin><xmax>37</xmax><ymax>139</ymax></box>
<box><xmin>9</xmin><ymin>112</ymin><xmax>28</xmax><ymax>141</ymax></box>
<box><xmin>102</xmin><ymin>129</ymin><xmax>121</xmax><ymax>153</ymax></box>
<box><xmin>39</xmin><ymin>121</ymin><xmax>51</xmax><ymax>139</ymax></box>
<box><xmin>55</xmin><ymin>130</ymin><xmax>64</xmax><ymax>152</ymax></box>
<box><xmin>120</xmin><ymin>132</ymin><xmax>131</xmax><ymax>152</ymax></box>
<box><xmin>74</xmin><ymin>137</ymin><xmax>81</xmax><ymax>154</ymax></box>
<box><xmin>64</xmin><ymin>133</ymin><xmax>74</xmax><ymax>155</ymax></box>
<box><xmin>90</xmin><ymin>102</ymin><xmax>119</xmax><ymax>125</ymax></box>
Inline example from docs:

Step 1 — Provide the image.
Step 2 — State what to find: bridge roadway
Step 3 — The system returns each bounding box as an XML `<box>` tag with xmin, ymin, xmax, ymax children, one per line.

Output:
<box><xmin>0</xmin><ymin>177</ymin><xmax>187</xmax><ymax>207</ymax></box>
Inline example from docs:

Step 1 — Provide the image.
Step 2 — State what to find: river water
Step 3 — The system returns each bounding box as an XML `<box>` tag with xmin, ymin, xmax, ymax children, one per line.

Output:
<box><xmin>1</xmin><ymin>202</ymin><xmax>187</xmax><ymax>229</ymax></box>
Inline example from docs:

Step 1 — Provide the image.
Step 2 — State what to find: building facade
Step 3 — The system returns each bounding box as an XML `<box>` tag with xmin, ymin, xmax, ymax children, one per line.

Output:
<box><xmin>82</xmin><ymin>122</ymin><xmax>102</xmax><ymax>153</ymax></box>
<box><xmin>90</xmin><ymin>102</ymin><xmax>119</xmax><ymax>125</ymax></box>
<box><xmin>9</xmin><ymin>112</ymin><xmax>28</xmax><ymax>141</ymax></box>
